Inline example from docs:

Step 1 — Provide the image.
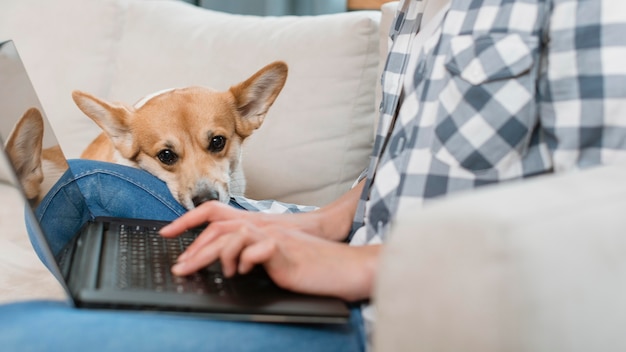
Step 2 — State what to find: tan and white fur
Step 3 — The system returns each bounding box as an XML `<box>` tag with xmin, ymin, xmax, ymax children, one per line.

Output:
<box><xmin>5</xmin><ymin>107</ymin><xmax>68</xmax><ymax>207</ymax></box>
<box><xmin>72</xmin><ymin>61</ymin><xmax>288</xmax><ymax>209</ymax></box>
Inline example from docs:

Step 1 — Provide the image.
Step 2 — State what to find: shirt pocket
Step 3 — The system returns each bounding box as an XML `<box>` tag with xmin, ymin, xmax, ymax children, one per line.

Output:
<box><xmin>432</xmin><ymin>32</ymin><xmax>540</xmax><ymax>172</ymax></box>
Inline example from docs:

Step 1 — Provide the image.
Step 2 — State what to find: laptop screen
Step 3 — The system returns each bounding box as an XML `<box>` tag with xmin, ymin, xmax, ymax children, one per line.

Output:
<box><xmin>0</xmin><ymin>40</ymin><xmax>81</xmax><ymax>286</ymax></box>
<box><xmin>0</xmin><ymin>40</ymin><xmax>68</xmax><ymax>194</ymax></box>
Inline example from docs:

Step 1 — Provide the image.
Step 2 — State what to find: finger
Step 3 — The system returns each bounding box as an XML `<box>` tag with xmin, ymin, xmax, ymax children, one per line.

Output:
<box><xmin>159</xmin><ymin>201</ymin><xmax>218</xmax><ymax>237</ymax></box>
<box><xmin>171</xmin><ymin>236</ymin><xmax>227</xmax><ymax>276</ymax></box>
<box><xmin>238</xmin><ymin>238</ymin><xmax>277</xmax><ymax>275</ymax></box>
<box><xmin>219</xmin><ymin>227</ymin><xmax>256</xmax><ymax>277</ymax></box>
<box><xmin>178</xmin><ymin>220</ymin><xmax>249</xmax><ymax>262</ymax></box>
<box><xmin>160</xmin><ymin>201</ymin><xmax>241</xmax><ymax>237</ymax></box>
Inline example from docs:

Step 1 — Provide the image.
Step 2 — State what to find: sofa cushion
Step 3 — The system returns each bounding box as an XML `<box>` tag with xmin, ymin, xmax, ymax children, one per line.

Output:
<box><xmin>106</xmin><ymin>1</ymin><xmax>381</xmax><ymax>206</ymax></box>
<box><xmin>0</xmin><ymin>0</ymin><xmax>127</xmax><ymax>158</ymax></box>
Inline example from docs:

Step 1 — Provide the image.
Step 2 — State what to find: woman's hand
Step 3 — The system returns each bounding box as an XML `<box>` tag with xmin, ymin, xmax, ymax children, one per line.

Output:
<box><xmin>160</xmin><ymin>200</ymin><xmax>379</xmax><ymax>302</ymax></box>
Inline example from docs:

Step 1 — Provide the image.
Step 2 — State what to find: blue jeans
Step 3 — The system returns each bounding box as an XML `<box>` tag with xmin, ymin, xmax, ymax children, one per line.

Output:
<box><xmin>2</xmin><ymin>159</ymin><xmax>366</xmax><ymax>352</ymax></box>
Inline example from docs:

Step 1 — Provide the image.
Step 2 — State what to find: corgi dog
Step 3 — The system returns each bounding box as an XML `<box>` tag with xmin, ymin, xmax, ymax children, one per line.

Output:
<box><xmin>5</xmin><ymin>107</ymin><xmax>68</xmax><ymax>207</ymax></box>
<box><xmin>72</xmin><ymin>61</ymin><xmax>288</xmax><ymax>209</ymax></box>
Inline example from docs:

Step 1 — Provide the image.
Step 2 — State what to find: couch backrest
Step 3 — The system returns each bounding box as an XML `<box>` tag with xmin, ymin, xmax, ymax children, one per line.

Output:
<box><xmin>0</xmin><ymin>0</ymin><xmax>393</xmax><ymax>207</ymax></box>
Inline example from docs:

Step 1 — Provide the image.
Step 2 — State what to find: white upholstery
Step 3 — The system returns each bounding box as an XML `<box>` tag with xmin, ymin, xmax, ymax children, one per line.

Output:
<box><xmin>0</xmin><ymin>0</ymin><xmax>125</xmax><ymax>155</ymax></box>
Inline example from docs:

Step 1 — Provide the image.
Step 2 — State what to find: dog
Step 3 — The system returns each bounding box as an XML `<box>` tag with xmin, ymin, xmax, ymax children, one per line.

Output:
<box><xmin>72</xmin><ymin>61</ymin><xmax>288</xmax><ymax>209</ymax></box>
<box><xmin>5</xmin><ymin>107</ymin><xmax>68</xmax><ymax>207</ymax></box>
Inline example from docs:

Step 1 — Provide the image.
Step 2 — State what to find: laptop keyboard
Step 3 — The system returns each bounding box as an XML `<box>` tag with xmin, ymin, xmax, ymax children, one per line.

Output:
<box><xmin>116</xmin><ymin>224</ymin><xmax>228</xmax><ymax>295</ymax></box>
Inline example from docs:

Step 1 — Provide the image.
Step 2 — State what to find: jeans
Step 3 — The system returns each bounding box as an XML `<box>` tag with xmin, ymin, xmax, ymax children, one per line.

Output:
<box><xmin>2</xmin><ymin>159</ymin><xmax>366</xmax><ymax>352</ymax></box>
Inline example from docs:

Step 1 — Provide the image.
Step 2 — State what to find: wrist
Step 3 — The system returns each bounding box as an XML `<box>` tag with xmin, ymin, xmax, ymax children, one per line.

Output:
<box><xmin>338</xmin><ymin>244</ymin><xmax>381</xmax><ymax>302</ymax></box>
<box><xmin>316</xmin><ymin>181</ymin><xmax>364</xmax><ymax>241</ymax></box>
<box><xmin>312</xmin><ymin>206</ymin><xmax>350</xmax><ymax>241</ymax></box>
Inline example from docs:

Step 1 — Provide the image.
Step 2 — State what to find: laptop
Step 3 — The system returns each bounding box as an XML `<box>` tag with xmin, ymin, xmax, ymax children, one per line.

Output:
<box><xmin>0</xmin><ymin>40</ymin><xmax>350</xmax><ymax>324</ymax></box>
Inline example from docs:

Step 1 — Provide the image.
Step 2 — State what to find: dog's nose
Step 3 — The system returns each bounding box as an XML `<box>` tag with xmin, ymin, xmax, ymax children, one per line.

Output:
<box><xmin>192</xmin><ymin>190</ymin><xmax>220</xmax><ymax>207</ymax></box>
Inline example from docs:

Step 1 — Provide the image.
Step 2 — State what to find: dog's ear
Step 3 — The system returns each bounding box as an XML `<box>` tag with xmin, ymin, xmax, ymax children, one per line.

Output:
<box><xmin>72</xmin><ymin>90</ymin><xmax>134</xmax><ymax>154</ymax></box>
<box><xmin>229</xmin><ymin>61</ymin><xmax>288</xmax><ymax>137</ymax></box>
<box><xmin>5</xmin><ymin>108</ymin><xmax>45</xmax><ymax>200</ymax></box>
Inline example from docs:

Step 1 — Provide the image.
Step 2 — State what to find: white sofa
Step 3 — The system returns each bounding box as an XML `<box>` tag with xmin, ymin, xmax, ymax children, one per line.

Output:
<box><xmin>0</xmin><ymin>0</ymin><xmax>387</xmax><ymax>300</ymax></box>
<box><xmin>3</xmin><ymin>0</ymin><xmax>626</xmax><ymax>351</ymax></box>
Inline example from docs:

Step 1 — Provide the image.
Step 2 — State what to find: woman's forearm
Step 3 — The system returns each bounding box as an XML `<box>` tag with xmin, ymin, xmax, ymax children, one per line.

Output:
<box><xmin>313</xmin><ymin>179</ymin><xmax>365</xmax><ymax>241</ymax></box>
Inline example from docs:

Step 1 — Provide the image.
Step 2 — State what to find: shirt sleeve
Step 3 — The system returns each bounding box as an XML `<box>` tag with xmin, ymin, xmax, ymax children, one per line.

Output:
<box><xmin>230</xmin><ymin>196</ymin><xmax>318</xmax><ymax>214</ymax></box>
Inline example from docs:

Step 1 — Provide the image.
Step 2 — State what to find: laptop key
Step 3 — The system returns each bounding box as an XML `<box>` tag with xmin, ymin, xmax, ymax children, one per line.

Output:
<box><xmin>115</xmin><ymin>223</ymin><xmax>229</xmax><ymax>295</ymax></box>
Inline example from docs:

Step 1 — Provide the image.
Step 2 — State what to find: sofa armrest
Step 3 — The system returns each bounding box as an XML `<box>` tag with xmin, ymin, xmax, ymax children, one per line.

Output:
<box><xmin>374</xmin><ymin>163</ymin><xmax>626</xmax><ymax>351</ymax></box>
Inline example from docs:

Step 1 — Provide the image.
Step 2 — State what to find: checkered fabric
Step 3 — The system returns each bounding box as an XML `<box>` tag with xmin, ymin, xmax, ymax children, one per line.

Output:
<box><xmin>231</xmin><ymin>195</ymin><xmax>317</xmax><ymax>214</ymax></box>
<box><xmin>349</xmin><ymin>0</ymin><xmax>626</xmax><ymax>245</ymax></box>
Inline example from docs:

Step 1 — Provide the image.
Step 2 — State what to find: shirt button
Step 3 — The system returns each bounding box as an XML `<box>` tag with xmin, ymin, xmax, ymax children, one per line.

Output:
<box><xmin>393</xmin><ymin>137</ymin><xmax>406</xmax><ymax>157</ymax></box>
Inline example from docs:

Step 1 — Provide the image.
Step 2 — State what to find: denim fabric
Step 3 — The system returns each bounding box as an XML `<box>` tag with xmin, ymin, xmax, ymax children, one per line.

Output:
<box><xmin>0</xmin><ymin>301</ymin><xmax>365</xmax><ymax>352</ymax></box>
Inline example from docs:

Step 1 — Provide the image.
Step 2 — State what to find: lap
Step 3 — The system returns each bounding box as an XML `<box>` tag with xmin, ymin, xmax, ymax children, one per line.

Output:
<box><xmin>20</xmin><ymin>160</ymin><xmax>363</xmax><ymax>350</ymax></box>
<box><xmin>0</xmin><ymin>300</ymin><xmax>365</xmax><ymax>352</ymax></box>
<box><xmin>19</xmin><ymin>160</ymin><xmax>364</xmax><ymax>350</ymax></box>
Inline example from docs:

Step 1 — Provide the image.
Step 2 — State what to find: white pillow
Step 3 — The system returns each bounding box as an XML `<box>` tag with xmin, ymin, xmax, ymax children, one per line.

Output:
<box><xmin>107</xmin><ymin>1</ymin><xmax>381</xmax><ymax>206</ymax></box>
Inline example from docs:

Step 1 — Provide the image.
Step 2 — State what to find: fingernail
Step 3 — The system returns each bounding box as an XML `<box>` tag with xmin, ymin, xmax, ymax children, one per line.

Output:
<box><xmin>172</xmin><ymin>262</ymin><xmax>184</xmax><ymax>275</ymax></box>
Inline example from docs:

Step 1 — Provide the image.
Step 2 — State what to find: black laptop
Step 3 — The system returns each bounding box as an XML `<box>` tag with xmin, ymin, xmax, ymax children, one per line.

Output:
<box><xmin>0</xmin><ymin>40</ymin><xmax>349</xmax><ymax>323</ymax></box>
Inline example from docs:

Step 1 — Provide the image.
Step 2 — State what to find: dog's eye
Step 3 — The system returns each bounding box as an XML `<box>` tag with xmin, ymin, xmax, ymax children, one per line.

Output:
<box><xmin>209</xmin><ymin>136</ymin><xmax>226</xmax><ymax>152</ymax></box>
<box><xmin>157</xmin><ymin>149</ymin><xmax>178</xmax><ymax>165</ymax></box>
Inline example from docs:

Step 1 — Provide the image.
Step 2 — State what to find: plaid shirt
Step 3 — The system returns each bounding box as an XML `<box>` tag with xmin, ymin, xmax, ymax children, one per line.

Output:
<box><xmin>348</xmin><ymin>0</ymin><xmax>626</xmax><ymax>246</ymax></box>
<box><xmin>237</xmin><ymin>0</ymin><xmax>626</xmax><ymax>247</ymax></box>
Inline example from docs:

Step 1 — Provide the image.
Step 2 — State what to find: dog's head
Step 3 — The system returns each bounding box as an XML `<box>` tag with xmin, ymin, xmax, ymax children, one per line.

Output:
<box><xmin>72</xmin><ymin>61</ymin><xmax>288</xmax><ymax>209</ymax></box>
